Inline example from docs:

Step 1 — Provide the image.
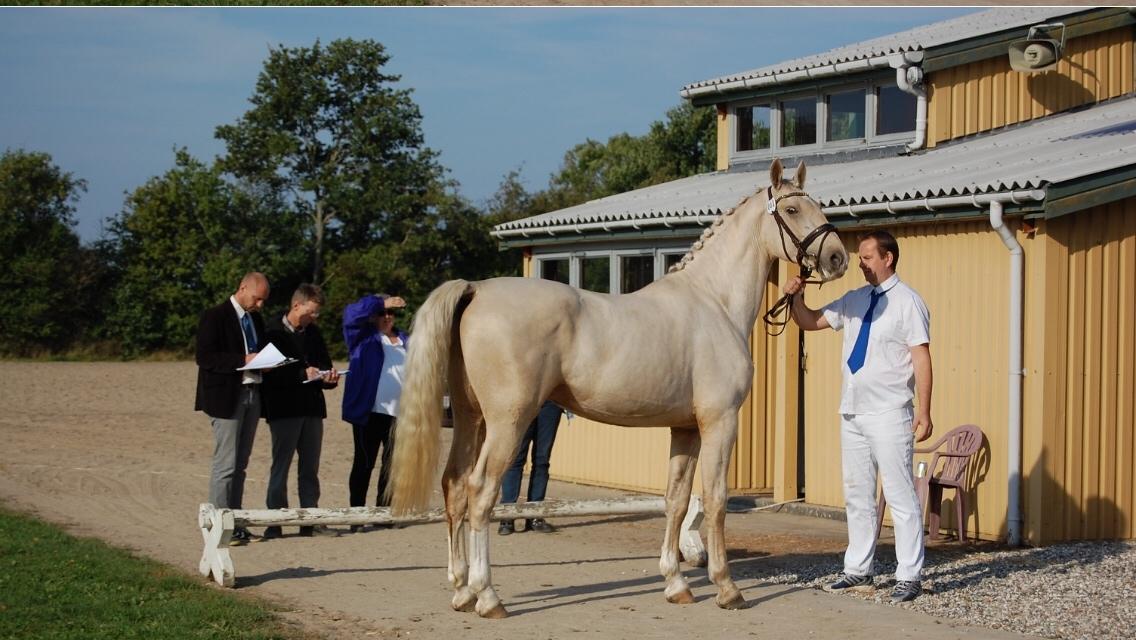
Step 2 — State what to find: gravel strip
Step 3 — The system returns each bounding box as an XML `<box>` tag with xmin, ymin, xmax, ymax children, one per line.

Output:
<box><xmin>734</xmin><ymin>540</ymin><xmax>1136</xmax><ymax>640</ymax></box>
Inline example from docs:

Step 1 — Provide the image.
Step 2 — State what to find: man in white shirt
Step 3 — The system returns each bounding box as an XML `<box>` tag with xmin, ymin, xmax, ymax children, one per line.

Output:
<box><xmin>783</xmin><ymin>229</ymin><xmax>933</xmax><ymax>603</ymax></box>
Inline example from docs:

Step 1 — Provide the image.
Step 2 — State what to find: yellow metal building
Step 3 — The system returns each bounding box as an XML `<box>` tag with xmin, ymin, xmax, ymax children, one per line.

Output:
<box><xmin>493</xmin><ymin>7</ymin><xmax>1136</xmax><ymax>545</ymax></box>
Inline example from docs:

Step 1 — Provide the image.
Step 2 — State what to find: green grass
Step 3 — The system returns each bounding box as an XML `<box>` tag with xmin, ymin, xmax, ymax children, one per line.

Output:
<box><xmin>0</xmin><ymin>506</ymin><xmax>313</xmax><ymax>640</ymax></box>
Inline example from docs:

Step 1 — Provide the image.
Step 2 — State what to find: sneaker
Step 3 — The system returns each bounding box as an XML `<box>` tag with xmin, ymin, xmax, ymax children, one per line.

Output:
<box><xmin>526</xmin><ymin>518</ymin><xmax>554</xmax><ymax>533</ymax></box>
<box><xmin>498</xmin><ymin>520</ymin><xmax>515</xmax><ymax>536</ymax></box>
<box><xmin>824</xmin><ymin>573</ymin><xmax>875</xmax><ymax>593</ymax></box>
<box><xmin>890</xmin><ymin>580</ymin><xmax>922</xmax><ymax>603</ymax></box>
<box><xmin>299</xmin><ymin>525</ymin><xmax>340</xmax><ymax>538</ymax></box>
<box><xmin>229</xmin><ymin>527</ymin><xmax>255</xmax><ymax>546</ymax></box>
<box><xmin>262</xmin><ymin>526</ymin><xmax>282</xmax><ymax>540</ymax></box>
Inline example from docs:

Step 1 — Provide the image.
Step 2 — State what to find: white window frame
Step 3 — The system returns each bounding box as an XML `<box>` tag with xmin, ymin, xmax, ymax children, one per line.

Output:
<box><xmin>729</xmin><ymin>79</ymin><xmax>916</xmax><ymax>164</ymax></box>
<box><xmin>531</xmin><ymin>245</ymin><xmax>693</xmax><ymax>295</ymax></box>
<box><xmin>614</xmin><ymin>248</ymin><xmax>656</xmax><ymax>294</ymax></box>
<box><xmin>534</xmin><ymin>252</ymin><xmax>574</xmax><ymax>286</ymax></box>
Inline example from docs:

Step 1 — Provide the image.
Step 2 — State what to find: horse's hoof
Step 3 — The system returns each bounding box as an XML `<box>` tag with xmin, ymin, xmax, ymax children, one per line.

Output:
<box><xmin>479</xmin><ymin>603</ymin><xmax>509</xmax><ymax>619</ymax></box>
<box><xmin>452</xmin><ymin>588</ymin><xmax>476</xmax><ymax>612</ymax></box>
<box><xmin>665</xmin><ymin>589</ymin><xmax>695</xmax><ymax>605</ymax></box>
<box><xmin>716</xmin><ymin>592</ymin><xmax>746</xmax><ymax>610</ymax></box>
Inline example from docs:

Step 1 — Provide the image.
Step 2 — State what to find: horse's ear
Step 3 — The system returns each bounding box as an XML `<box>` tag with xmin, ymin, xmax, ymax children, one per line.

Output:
<box><xmin>769</xmin><ymin>158</ymin><xmax>783</xmax><ymax>189</ymax></box>
<box><xmin>795</xmin><ymin>160</ymin><xmax>807</xmax><ymax>188</ymax></box>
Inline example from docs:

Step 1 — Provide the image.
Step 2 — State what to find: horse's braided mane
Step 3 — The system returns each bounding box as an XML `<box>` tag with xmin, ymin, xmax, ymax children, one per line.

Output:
<box><xmin>667</xmin><ymin>192</ymin><xmax>754</xmax><ymax>273</ymax></box>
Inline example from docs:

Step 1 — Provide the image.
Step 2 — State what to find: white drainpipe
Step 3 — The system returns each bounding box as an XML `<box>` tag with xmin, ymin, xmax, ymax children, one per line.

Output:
<box><xmin>989</xmin><ymin>200</ymin><xmax>1025</xmax><ymax>546</ymax></box>
<box><xmin>891</xmin><ymin>53</ymin><xmax>927</xmax><ymax>153</ymax></box>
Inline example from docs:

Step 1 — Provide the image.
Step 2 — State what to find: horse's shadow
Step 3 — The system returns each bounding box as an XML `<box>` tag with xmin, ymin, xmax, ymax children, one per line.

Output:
<box><xmin>237</xmin><ymin>554</ymin><xmax>658</xmax><ymax>588</ymax></box>
<box><xmin>506</xmin><ymin>549</ymin><xmax>831</xmax><ymax>615</ymax></box>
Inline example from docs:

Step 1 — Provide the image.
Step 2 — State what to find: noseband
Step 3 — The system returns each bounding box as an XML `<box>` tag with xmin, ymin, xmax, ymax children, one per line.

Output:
<box><xmin>763</xmin><ymin>186</ymin><xmax>838</xmax><ymax>336</ymax></box>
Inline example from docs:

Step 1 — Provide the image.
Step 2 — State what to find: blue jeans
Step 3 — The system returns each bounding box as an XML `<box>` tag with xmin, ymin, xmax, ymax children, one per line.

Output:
<box><xmin>500</xmin><ymin>402</ymin><xmax>562</xmax><ymax>504</ymax></box>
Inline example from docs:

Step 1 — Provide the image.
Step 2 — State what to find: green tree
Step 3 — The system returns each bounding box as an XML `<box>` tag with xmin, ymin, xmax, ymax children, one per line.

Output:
<box><xmin>487</xmin><ymin>101</ymin><xmax>717</xmax><ymax>226</ymax></box>
<box><xmin>215</xmin><ymin>38</ymin><xmax>442</xmax><ymax>284</ymax></box>
<box><xmin>0</xmin><ymin>149</ymin><xmax>89</xmax><ymax>354</ymax></box>
<box><xmin>106</xmin><ymin>149</ymin><xmax>306</xmax><ymax>355</ymax></box>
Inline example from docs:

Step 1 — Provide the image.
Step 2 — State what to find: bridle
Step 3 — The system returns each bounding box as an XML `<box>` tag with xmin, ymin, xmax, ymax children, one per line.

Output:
<box><xmin>762</xmin><ymin>186</ymin><xmax>838</xmax><ymax>336</ymax></box>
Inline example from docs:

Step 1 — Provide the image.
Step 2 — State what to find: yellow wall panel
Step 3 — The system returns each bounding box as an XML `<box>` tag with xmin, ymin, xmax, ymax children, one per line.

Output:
<box><xmin>1041</xmin><ymin>200</ymin><xmax>1136</xmax><ymax>541</ymax></box>
<box><xmin>928</xmin><ymin>27</ymin><xmax>1134</xmax><ymax>148</ymax></box>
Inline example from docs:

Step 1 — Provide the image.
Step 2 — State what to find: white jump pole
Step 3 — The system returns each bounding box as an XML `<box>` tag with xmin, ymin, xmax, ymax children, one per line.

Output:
<box><xmin>199</xmin><ymin>495</ymin><xmax>706</xmax><ymax>587</ymax></box>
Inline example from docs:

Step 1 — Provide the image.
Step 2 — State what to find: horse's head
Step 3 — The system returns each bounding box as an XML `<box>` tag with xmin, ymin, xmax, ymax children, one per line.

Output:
<box><xmin>761</xmin><ymin>159</ymin><xmax>848</xmax><ymax>282</ymax></box>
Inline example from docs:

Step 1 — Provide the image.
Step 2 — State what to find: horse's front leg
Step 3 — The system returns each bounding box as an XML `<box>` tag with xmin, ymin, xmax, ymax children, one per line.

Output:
<box><xmin>660</xmin><ymin>427</ymin><xmax>701</xmax><ymax>605</ymax></box>
<box><xmin>699</xmin><ymin>414</ymin><xmax>745</xmax><ymax>609</ymax></box>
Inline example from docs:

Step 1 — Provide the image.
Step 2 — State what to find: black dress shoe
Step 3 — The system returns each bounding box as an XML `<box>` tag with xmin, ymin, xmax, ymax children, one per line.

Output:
<box><xmin>526</xmin><ymin>518</ymin><xmax>554</xmax><ymax>533</ymax></box>
<box><xmin>262</xmin><ymin>526</ymin><xmax>282</xmax><ymax>540</ymax></box>
<box><xmin>299</xmin><ymin>525</ymin><xmax>340</xmax><ymax>538</ymax></box>
<box><xmin>229</xmin><ymin>527</ymin><xmax>256</xmax><ymax>546</ymax></box>
<box><xmin>498</xmin><ymin>520</ymin><xmax>515</xmax><ymax>536</ymax></box>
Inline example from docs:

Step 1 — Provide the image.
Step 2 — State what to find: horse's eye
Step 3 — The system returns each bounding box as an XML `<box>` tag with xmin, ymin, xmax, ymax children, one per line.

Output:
<box><xmin>786</xmin><ymin>207</ymin><xmax>797</xmax><ymax>215</ymax></box>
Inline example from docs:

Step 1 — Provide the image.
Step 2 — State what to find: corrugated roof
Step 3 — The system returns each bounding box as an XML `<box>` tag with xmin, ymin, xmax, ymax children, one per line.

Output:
<box><xmin>494</xmin><ymin>96</ymin><xmax>1136</xmax><ymax>235</ymax></box>
<box><xmin>682</xmin><ymin>8</ymin><xmax>1091</xmax><ymax>96</ymax></box>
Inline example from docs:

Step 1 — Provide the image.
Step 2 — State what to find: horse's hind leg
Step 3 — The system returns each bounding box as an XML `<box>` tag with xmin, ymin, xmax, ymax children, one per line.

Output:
<box><xmin>660</xmin><ymin>427</ymin><xmax>701</xmax><ymax>605</ymax></box>
<box><xmin>443</xmin><ymin>398</ymin><xmax>483</xmax><ymax>612</ymax></box>
<box><xmin>700</xmin><ymin>414</ymin><xmax>745</xmax><ymax>609</ymax></box>
<box><xmin>464</xmin><ymin>418</ymin><xmax>527</xmax><ymax>619</ymax></box>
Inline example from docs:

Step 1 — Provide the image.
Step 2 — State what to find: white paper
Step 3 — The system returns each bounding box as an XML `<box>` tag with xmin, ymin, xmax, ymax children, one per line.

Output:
<box><xmin>236</xmin><ymin>342</ymin><xmax>296</xmax><ymax>371</ymax></box>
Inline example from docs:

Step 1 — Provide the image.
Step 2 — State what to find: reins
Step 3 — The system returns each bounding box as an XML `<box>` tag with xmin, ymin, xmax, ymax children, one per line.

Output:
<box><xmin>761</xmin><ymin>186</ymin><xmax>837</xmax><ymax>336</ymax></box>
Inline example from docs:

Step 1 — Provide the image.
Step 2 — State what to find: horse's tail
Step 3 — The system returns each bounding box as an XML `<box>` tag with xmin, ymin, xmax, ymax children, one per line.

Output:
<box><xmin>385</xmin><ymin>279</ymin><xmax>472</xmax><ymax>515</ymax></box>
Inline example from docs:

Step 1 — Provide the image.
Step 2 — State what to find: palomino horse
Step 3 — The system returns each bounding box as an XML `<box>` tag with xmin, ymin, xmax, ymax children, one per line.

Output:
<box><xmin>386</xmin><ymin>159</ymin><xmax>848</xmax><ymax>617</ymax></box>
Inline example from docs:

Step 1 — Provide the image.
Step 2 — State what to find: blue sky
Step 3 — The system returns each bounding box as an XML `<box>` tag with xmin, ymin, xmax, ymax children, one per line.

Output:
<box><xmin>0</xmin><ymin>7</ymin><xmax>976</xmax><ymax>242</ymax></box>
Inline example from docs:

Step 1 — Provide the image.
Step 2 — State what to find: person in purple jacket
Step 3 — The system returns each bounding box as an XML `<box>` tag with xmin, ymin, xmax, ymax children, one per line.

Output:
<box><xmin>341</xmin><ymin>293</ymin><xmax>409</xmax><ymax>531</ymax></box>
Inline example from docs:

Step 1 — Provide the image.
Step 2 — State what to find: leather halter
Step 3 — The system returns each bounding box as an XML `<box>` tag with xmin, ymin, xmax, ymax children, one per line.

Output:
<box><xmin>765</xmin><ymin>186</ymin><xmax>837</xmax><ymax>274</ymax></box>
<box><xmin>762</xmin><ymin>185</ymin><xmax>838</xmax><ymax>336</ymax></box>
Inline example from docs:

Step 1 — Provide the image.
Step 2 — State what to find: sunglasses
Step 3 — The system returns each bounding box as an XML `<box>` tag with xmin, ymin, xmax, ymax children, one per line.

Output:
<box><xmin>380</xmin><ymin>309</ymin><xmax>400</xmax><ymax>317</ymax></box>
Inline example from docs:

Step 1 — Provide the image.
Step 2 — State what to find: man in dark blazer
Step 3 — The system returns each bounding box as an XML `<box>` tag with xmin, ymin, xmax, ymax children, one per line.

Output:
<box><xmin>261</xmin><ymin>283</ymin><xmax>340</xmax><ymax>539</ymax></box>
<box><xmin>195</xmin><ymin>271</ymin><xmax>270</xmax><ymax>545</ymax></box>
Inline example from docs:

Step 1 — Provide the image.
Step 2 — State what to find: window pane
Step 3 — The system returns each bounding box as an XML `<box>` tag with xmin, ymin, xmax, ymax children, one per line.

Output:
<box><xmin>877</xmin><ymin>85</ymin><xmax>916</xmax><ymax>135</ymax></box>
<box><xmin>736</xmin><ymin>105</ymin><xmax>771</xmax><ymax>152</ymax></box>
<box><xmin>539</xmin><ymin>258</ymin><xmax>569</xmax><ymax>285</ymax></box>
<box><xmin>827</xmin><ymin>89</ymin><xmax>865</xmax><ymax>141</ymax></box>
<box><xmin>620</xmin><ymin>255</ymin><xmax>654</xmax><ymax>294</ymax></box>
<box><xmin>580</xmin><ymin>256</ymin><xmax>610</xmax><ymax>293</ymax></box>
<box><xmin>664</xmin><ymin>253</ymin><xmax>684</xmax><ymax>272</ymax></box>
<box><xmin>781</xmin><ymin>97</ymin><xmax>817</xmax><ymax>147</ymax></box>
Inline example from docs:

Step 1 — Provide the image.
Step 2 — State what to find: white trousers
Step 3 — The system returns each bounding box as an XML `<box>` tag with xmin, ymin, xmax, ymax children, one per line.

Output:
<box><xmin>840</xmin><ymin>407</ymin><xmax>924</xmax><ymax>581</ymax></box>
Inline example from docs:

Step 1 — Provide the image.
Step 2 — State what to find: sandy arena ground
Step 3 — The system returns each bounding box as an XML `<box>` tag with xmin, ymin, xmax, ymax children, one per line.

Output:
<box><xmin>0</xmin><ymin>361</ymin><xmax>1032</xmax><ymax>639</ymax></box>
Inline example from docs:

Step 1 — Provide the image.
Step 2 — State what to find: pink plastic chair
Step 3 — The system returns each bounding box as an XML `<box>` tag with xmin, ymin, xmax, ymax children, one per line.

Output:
<box><xmin>876</xmin><ymin>424</ymin><xmax>984</xmax><ymax>542</ymax></box>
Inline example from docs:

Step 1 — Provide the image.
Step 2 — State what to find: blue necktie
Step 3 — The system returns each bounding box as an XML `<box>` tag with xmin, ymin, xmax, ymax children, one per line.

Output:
<box><xmin>847</xmin><ymin>290</ymin><xmax>882</xmax><ymax>374</ymax></box>
<box><xmin>240</xmin><ymin>314</ymin><xmax>257</xmax><ymax>353</ymax></box>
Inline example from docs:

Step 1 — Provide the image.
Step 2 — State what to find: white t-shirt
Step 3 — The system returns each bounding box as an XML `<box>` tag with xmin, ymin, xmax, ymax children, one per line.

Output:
<box><xmin>372</xmin><ymin>333</ymin><xmax>407</xmax><ymax>417</ymax></box>
<box><xmin>821</xmin><ymin>274</ymin><xmax>930</xmax><ymax>416</ymax></box>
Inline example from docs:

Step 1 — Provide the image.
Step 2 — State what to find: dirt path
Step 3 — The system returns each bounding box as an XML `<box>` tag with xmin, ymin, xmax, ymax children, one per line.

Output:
<box><xmin>0</xmin><ymin>361</ymin><xmax>1030</xmax><ymax>639</ymax></box>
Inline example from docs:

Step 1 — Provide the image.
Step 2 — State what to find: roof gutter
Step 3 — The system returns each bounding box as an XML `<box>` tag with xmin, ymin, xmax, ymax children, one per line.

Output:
<box><xmin>680</xmin><ymin>51</ymin><xmax>924</xmax><ymax>100</ymax></box>
<box><xmin>493</xmin><ymin>189</ymin><xmax>1046</xmax><ymax>240</ymax></box>
<box><xmin>492</xmin><ymin>214</ymin><xmax>718</xmax><ymax>240</ymax></box>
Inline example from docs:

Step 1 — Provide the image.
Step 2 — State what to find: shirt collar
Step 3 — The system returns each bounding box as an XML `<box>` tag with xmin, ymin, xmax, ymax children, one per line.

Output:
<box><xmin>229</xmin><ymin>296</ymin><xmax>247</xmax><ymax>319</ymax></box>
<box><xmin>873</xmin><ymin>273</ymin><xmax>900</xmax><ymax>295</ymax></box>
<box><xmin>282</xmin><ymin>313</ymin><xmax>304</xmax><ymax>334</ymax></box>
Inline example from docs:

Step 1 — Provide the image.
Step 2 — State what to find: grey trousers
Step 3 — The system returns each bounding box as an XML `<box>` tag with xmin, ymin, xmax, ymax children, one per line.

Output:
<box><xmin>208</xmin><ymin>385</ymin><xmax>260</xmax><ymax>509</ymax></box>
<box><xmin>266</xmin><ymin>415</ymin><xmax>324</xmax><ymax>509</ymax></box>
